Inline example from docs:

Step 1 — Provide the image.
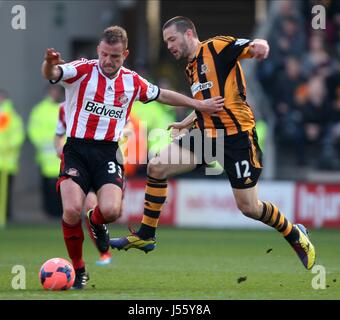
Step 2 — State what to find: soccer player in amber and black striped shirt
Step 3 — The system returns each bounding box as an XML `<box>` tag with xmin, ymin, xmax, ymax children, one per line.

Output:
<box><xmin>110</xmin><ymin>17</ymin><xmax>316</xmax><ymax>270</ymax></box>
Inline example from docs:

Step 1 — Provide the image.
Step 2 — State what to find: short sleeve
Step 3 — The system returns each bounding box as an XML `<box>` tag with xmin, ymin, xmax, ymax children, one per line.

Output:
<box><xmin>50</xmin><ymin>58</ymin><xmax>94</xmax><ymax>85</ymax></box>
<box><xmin>237</xmin><ymin>41</ymin><xmax>254</xmax><ymax>59</ymax></box>
<box><xmin>212</xmin><ymin>36</ymin><xmax>252</xmax><ymax>62</ymax></box>
<box><xmin>136</xmin><ymin>74</ymin><xmax>160</xmax><ymax>103</ymax></box>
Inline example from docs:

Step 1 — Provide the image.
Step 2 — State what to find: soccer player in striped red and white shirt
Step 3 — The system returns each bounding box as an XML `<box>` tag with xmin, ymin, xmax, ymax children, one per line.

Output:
<box><xmin>54</xmin><ymin>102</ymin><xmax>113</xmax><ymax>267</ymax></box>
<box><xmin>42</xmin><ymin>26</ymin><xmax>223</xmax><ymax>289</ymax></box>
<box><xmin>42</xmin><ymin>25</ymin><xmax>224</xmax><ymax>289</ymax></box>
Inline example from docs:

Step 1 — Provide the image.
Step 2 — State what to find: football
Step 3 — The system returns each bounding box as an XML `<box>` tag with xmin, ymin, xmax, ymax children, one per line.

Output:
<box><xmin>39</xmin><ymin>258</ymin><xmax>75</xmax><ymax>290</ymax></box>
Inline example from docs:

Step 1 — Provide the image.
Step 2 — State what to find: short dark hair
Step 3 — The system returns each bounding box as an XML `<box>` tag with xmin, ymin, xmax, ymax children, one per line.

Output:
<box><xmin>101</xmin><ymin>26</ymin><xmax>128</xmax><ymax>49</ymax></box>
<box><xmin>162</xmin><ymin>16</ymin><xmax>197</xmax><ymax>38</ymax></box>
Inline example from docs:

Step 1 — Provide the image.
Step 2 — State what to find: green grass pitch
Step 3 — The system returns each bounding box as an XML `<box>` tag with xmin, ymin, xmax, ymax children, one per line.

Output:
<box><xmin>0</xmin><ymin>224</ymin><xmax>339</xmax><ymax>300</ymax></box>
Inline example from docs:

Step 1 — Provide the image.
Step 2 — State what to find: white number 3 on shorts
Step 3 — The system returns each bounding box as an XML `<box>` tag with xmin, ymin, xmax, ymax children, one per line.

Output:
<box><xmin>108</xmin><ymin>161</ymin><xmax>122</xmax><ymax>178</ymax></box>
<box><xmin>108</xmin><ymin>161</ymin><xmax>116</xmax><ymax>174</ymax></box>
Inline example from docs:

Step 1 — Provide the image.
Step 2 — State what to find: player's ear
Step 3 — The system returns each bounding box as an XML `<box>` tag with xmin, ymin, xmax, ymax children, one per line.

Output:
<box><xmin>184</xmin><ymin>29</ymin><xmax>193</xmax><ymax>40</ymax></box>
<box><xmin>123</xmin><ymin>49</ymin><xmax>129</xmax><ymax>59</ymax></box>
<box><xmin>186</xmin><ymin>29</ymin><xmax>193</xmax><ymax>36</ymax></box>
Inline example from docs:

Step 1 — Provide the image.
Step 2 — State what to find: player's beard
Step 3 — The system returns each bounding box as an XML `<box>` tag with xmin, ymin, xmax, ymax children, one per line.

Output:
<box><xmin>177</xmin><ymin>42</ymin><xmax>191</xmax><ymax>61</ymax></box>
<box><xmin>101</xmin><ymin>64</ymin><xmax>119</xmax><ymax>79</ymax></box>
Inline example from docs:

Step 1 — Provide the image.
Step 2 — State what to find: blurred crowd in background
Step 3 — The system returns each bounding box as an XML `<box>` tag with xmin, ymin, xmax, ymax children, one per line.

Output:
<box><xmin>258</xmin><ymin>0</ymin><xmax>340</xmax><ymax>169</ymax></box>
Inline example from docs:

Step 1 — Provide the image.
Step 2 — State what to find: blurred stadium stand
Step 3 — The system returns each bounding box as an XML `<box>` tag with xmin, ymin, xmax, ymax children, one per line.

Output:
<box><xmin>0</xmin><ymin>0</ymin><xmax>339</xmax><ymax>223</ymax></box>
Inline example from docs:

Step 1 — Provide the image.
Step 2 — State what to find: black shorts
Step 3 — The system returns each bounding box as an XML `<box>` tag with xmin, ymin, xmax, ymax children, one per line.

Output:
<box><xmin>175</xmin><ymin>127</ymin><xmax>263</xmax><ymax>189</ymax></box>
<box><xmin>58</xmin><ymin>137</ymin><xmax>124</xmax><ymax>194</ymax></box>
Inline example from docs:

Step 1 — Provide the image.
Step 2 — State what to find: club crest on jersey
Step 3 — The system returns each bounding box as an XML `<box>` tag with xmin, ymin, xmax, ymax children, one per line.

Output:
<box><xmin>84</xmin><ymin>100</ymin><xmax>124</xmax><ymax>119</ymax></box>
<box><xmin>190</xmin><ymin>81</ymin><xmax>213</xmax><ymax>97</ymax></box>
<box><xmin>118</xmin><ymin>94</ymin><xmax>128</xmax><ymax>105</ymax></box>
<box><xmin>200</xmin><ymin>64</ymin><xmax>209</xmax><ymax>75</ymax></box>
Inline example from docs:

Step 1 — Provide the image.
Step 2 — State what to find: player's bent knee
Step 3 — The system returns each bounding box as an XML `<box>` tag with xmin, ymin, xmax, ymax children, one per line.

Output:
<box><xmin>100</xmin><ymin>205</ymin><xmax>121</xmax><ymax>222</ymax></box>
<box><xmin>63</xmin><ymin>204</ymin><xmax>83</xmax><ymax>220</ymax></box>
<box><xmin>147</xmin><ymin>160</ymin><xmax>168</xmax><ymax>179</ymax></box>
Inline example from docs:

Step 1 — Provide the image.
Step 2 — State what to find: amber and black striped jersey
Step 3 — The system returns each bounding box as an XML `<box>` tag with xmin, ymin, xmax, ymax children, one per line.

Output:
<box><xmin>186</xmin><ymin>36</ymin><xmax>256</xmax><ymax>137</ymax></box>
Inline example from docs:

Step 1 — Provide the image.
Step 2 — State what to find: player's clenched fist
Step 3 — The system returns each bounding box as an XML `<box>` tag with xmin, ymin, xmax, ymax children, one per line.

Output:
<box><xmin>249</xmin><ymin>39</ymin><xmax>270</xmax><ymax>60</ymax></box>
<box><xmin>44</xmin><ymin>48</ymin><xmax>65</xmax><ymax>65</ymax></box>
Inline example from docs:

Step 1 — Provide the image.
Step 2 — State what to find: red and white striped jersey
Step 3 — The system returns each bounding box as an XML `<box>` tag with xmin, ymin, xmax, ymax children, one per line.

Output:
<box><xmin>55</xmin><ymin>102</ymin><xmax>66</xmax><ymax>136</ymax></box>
<box><xmin>55</xmin><ymin>58</ymin><xmax>160</xmax><ymax>141</ymax></box>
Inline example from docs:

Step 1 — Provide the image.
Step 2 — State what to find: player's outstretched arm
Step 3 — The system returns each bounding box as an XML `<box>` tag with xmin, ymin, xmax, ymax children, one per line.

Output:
<box><xmin>167</xmin><ymin>111</ymin><xmax>196</xmax><ymax>131</ymax></box>
<box><xmin>167</xmin><ymin>111</ymin><xmax>197</xmax><ymax>139</ymax></box>
<box><xmin>249</xmin><ymin>39</ymin><xmax>270</xmax><ymax>60</ymax></box>
<box><xmin>42</xmin><ymin>48</ymin><xmax>65</xmax><ymax>80</ymax></box>
<box><xmin>157</xmin><ymin>89</ymin><xmax>224</xmax><ymax>114</ymax></box>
